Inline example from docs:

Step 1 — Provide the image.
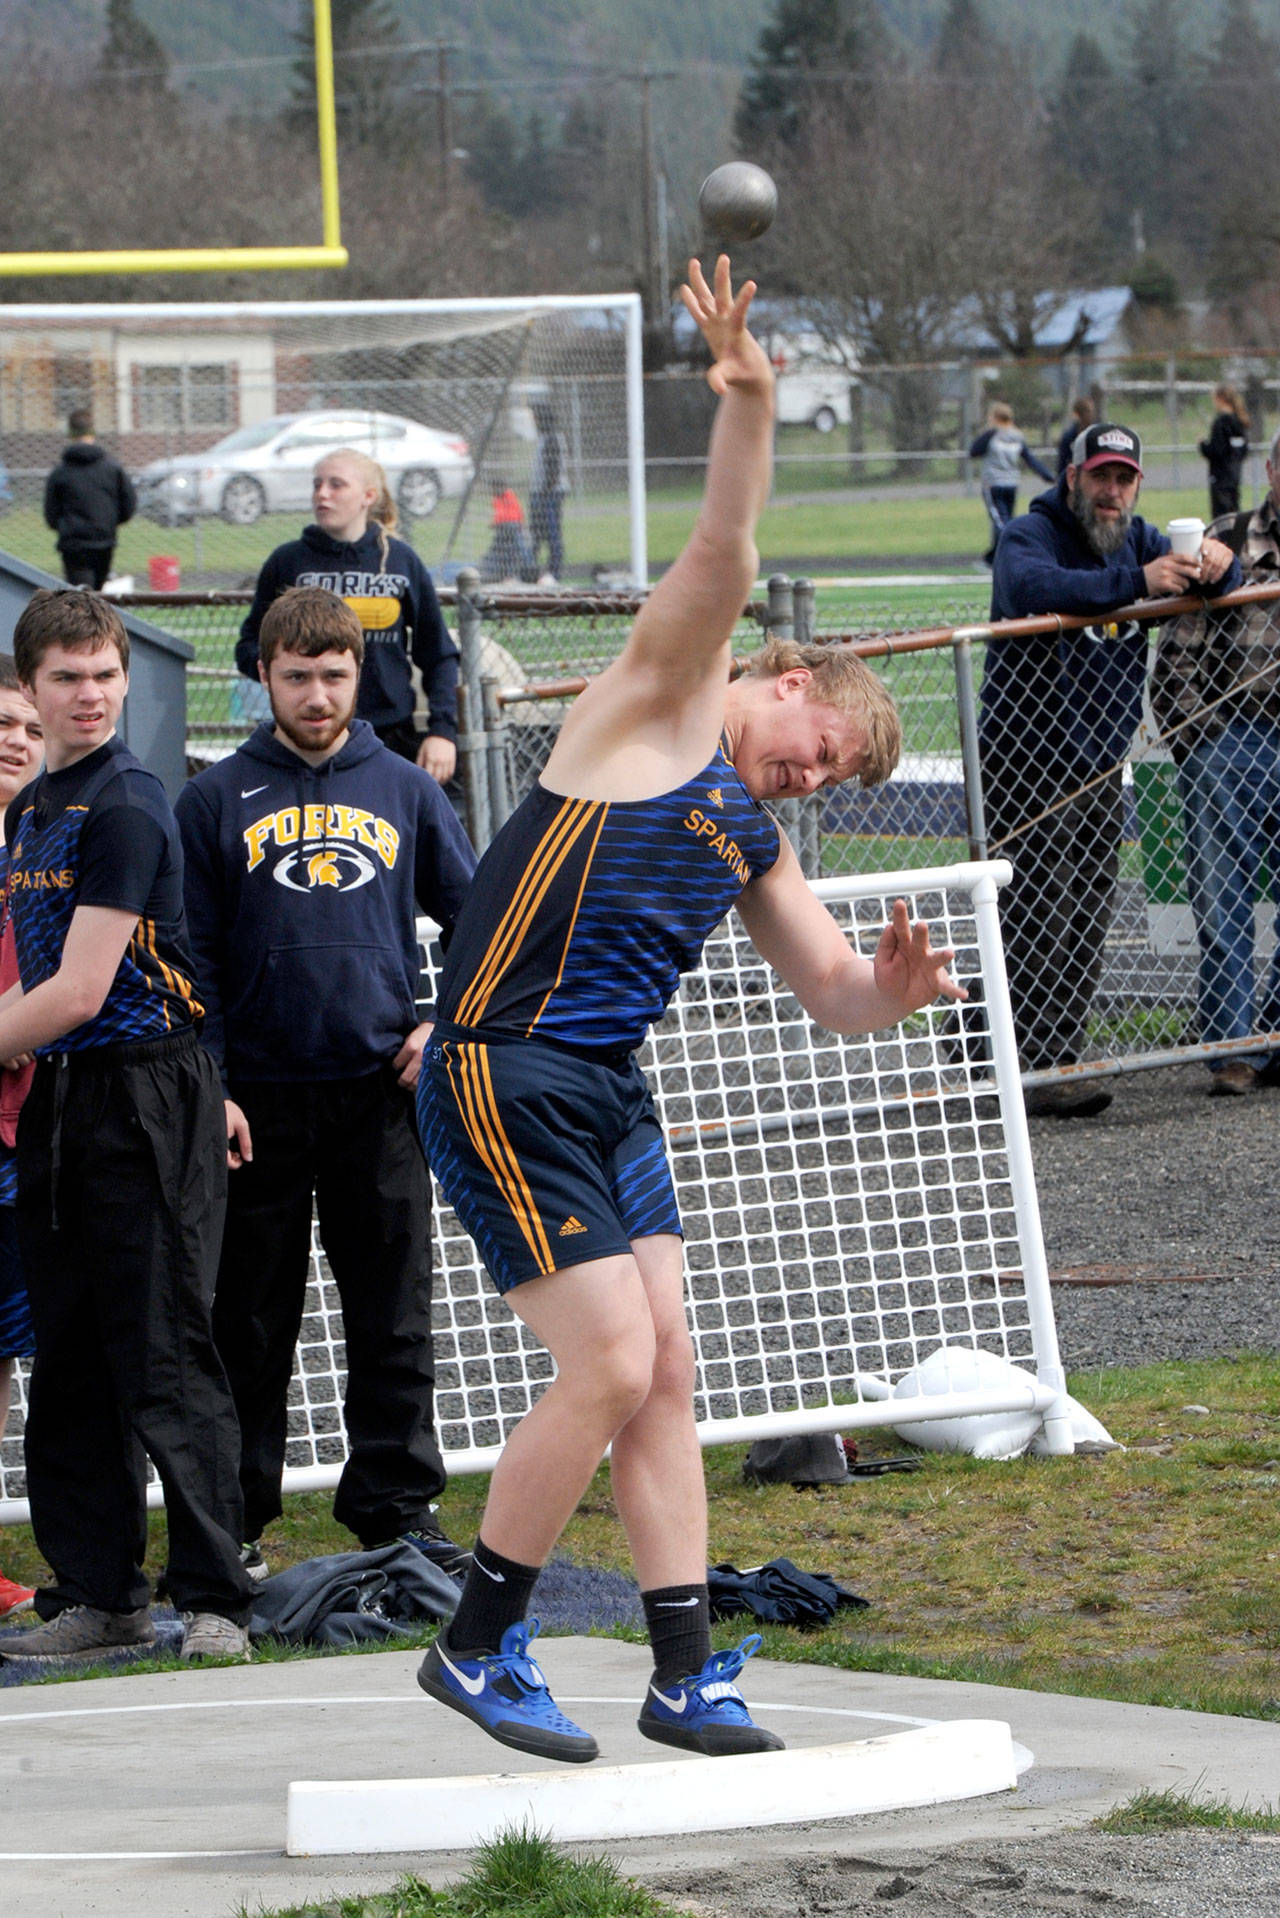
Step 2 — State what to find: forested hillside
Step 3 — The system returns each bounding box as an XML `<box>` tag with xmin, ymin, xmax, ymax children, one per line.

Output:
<box><xmin>0</xmin><ymin>0</ymin><xmax>1275</xmax><ymax>348</ymax></box>
<box><xmin>0</xmin><ymin>0</ymin><xmax>1234</xmax><ymax>88</ymax></box>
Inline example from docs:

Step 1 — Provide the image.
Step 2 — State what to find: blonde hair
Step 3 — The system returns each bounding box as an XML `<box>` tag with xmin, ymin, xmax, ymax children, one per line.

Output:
<box><xmin>315</xmin><ymin>447</ymin><xmax>398</xmax><ymax>567</ymax></box>
<box><xmin>1214</xmin><ymin>384</ymin><xmax>1250</xmax><ymax>430</ymax></box>
<box><xmin>990</xmin><ymin>401</ymin><xmax>1014</xmax><ymax>426</ymax></box>
<box><xmin>739</xmin><ymin>637</ymin><xmax>902</xmax><ymax>787</ymax></box>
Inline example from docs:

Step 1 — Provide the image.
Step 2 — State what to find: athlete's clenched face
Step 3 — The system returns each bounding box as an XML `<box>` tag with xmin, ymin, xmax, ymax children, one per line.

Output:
<box><xmin>732</xmin><ymin>668</ymin><xmax>869</xmax><ymax>801</ymax></box>
<box><xmin>263</xmin><ymin>646</ymin><xmax>359</xmax><ymax>763</ymax></box>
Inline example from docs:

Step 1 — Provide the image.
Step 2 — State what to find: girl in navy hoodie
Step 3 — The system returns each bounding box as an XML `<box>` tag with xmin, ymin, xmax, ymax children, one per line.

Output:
<box><xmin>237</xmin><ymin>448</ymin><xmax>459</xmax><ymax>782</ymax></box>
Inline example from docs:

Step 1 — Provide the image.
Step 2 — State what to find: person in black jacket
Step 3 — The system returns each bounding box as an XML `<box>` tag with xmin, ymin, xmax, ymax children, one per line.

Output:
<box><xmin>979</xmin><ymin>422</ymin><xmax>1241</xmax><ymax>1116</ymax></box>
<box><xmin>42</xmin><ymin>410</ymin><xmax>136</xmax><ymax>589</ymax></box>
<box><xmin>1200</xmin><ymin>385</ymin><xmax>1251</xmax><ymax>520</ymax></box>
<box><xmin>236</xmin><ymin>449</ymin><xmax>459</xmax><ymax>782</ymax></box>
<box><xmin>1055</xmin><ymin>396</ymin><xmax>1095</xmax><ymax>476</ymax></box>
<box><xmin>177</xmin><ymin>585</ymin><xmax>477</xmax><ymax>1581</ymax></box>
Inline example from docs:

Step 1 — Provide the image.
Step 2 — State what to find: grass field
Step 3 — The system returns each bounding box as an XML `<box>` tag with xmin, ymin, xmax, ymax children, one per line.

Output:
<box><xmin>2</xmin><ymin>1354</ymin><xmax>1276</xmax><ymax>1722</ymax></box>
<box><xmin>0</xmin><ymin>473</ymin><xmax>1232</xmax><ymax>593</ymax></box>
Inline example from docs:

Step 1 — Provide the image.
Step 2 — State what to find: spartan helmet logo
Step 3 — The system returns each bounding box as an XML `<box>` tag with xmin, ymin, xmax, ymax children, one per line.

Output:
<box><xmin>272</xmin><ymin>843</ymin><xmax>377</xmax><ymax>892</ymax></box>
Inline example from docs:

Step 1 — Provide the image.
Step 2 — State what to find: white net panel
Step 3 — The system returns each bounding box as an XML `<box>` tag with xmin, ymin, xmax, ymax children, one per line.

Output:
<box><xmin>0</xmin><ymin>861</ymin><xmax>1065</xmax><ymax>1517</ymax></box>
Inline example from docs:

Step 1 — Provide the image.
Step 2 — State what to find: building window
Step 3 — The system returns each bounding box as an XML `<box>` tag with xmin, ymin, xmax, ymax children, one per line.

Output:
<box><xmin>134</xmin><ymin>363</ymin><xmax>233</xmax><ymax>430</ymax></box>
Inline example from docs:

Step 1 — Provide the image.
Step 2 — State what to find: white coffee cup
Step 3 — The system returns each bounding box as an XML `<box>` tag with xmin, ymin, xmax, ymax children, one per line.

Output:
<box><xmin>1167</xmin><ymin>516</ymin><xmax>1205</xmax><ymax>557</ymax></box>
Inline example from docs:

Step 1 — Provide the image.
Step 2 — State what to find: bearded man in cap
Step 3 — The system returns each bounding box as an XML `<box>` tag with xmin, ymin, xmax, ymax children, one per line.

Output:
<box><xmin>975</xmin><ymin>423</ymin><xmax>1241</xmax><ymax>1116</ymax></box>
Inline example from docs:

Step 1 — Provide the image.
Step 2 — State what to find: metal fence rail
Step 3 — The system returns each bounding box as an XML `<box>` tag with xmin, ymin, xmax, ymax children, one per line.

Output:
<box><xmin>119</xmin><ymin>572</ymin><xmax>1280</xmax><ymax>1092</ymax></box>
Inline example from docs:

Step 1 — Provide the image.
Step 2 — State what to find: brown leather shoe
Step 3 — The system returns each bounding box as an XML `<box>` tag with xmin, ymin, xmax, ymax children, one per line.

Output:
<box><xmin>1024</xmin><ymin>1081</ymin><xmax>1113</xmax><ymax>1118</ymax></box>
<box><xmin>1208</xmin><ymin>1061</ymin><xmax>1261</xmax><ymax>1095</ymax></box>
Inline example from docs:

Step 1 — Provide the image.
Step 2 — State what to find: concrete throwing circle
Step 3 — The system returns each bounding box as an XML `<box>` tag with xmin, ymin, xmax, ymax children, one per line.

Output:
<box><xmin>0</xmin><ymin>1687</ymin><xmax>1032</xmax><ymax>1862</ymax></box>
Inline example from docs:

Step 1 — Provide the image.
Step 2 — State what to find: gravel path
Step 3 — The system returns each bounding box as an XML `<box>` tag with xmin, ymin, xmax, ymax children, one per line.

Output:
<box><xmin>652</xmin><ymin>1829</ymin><xmax>1280</xmax><ymax>1917</ymax></box>
<box><xmin>1024</xmin><ymin>1063</ymin><xmax>1280</xmax><ymax>1371</ymax></box>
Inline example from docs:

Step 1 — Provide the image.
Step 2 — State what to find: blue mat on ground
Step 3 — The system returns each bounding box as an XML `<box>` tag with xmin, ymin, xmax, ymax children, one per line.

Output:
<box><xmin>0</xmin><ymin>1557</ymin><xmax>642</xmax><ymax>1685</ymax></box>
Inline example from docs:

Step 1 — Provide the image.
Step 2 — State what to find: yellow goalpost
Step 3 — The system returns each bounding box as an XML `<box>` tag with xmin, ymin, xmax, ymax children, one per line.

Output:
<box><xmin>0</xmin><ymin>0</ymin><xmax>347</xmax><ymax>276</ymax></box>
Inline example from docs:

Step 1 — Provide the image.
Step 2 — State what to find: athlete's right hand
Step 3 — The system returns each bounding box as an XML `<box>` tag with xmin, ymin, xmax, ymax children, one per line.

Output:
<box><xmin>225</xmin><ymin>1097</ymin><xmax>253</xmax><ymax>1171</ymax></box>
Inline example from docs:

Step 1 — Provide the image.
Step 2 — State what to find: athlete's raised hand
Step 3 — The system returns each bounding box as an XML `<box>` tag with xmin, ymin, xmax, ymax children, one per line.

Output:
<box><xmin>678</xmin><ymin>255</ymin><xmax>773</xmax><ymax>399</ymax></box>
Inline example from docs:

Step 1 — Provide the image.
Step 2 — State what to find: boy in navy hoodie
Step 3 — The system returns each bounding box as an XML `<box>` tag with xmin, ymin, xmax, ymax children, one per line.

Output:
<box><xmin>177</xmin><ymin>586</ymin><xmax>476</xmax><ymax>1578</ymax></box>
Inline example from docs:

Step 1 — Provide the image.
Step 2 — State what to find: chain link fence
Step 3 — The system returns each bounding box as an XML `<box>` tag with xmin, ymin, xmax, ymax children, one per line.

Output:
<box><xmin>120</xmin><ymin>567</ymin><xmax>1280</xmax><ymax>1096</ymax></box>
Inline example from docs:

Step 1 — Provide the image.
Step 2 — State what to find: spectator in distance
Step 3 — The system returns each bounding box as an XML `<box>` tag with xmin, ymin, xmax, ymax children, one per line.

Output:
<box><xmin>237</xmin><ymin>449</ymin><xmax>459</xmax><ymax>783</ymax></box>
<box><xmin>969</xmin><ymin>402</ymin><xmax>1054</xmax><ymax>566</ymax></box>
<box><xmin>528</xmin><ymin>400</ymin><xmax>569</xmax><ymax>586</ymax></box>
<box><xmin>43</xmin><ymin>409</ymin><xmax>136</xmax><ymax>590</ymax></box>
<box><xmin>1199</xmin><ymin>384</ymin><xmax>1250</xmax><ymax>520</ymax></box>
<box><xmin>1056</xmin><ymin>396</ymin><xmax>1096</xmax><ymax>476</ymax></box>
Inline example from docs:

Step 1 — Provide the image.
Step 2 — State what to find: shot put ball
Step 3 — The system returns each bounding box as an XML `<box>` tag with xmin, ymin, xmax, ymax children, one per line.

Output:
<box><xmin>697</xmin><ymin>162</ymin><xmax>778</xmax><ymax>245</ymax></box>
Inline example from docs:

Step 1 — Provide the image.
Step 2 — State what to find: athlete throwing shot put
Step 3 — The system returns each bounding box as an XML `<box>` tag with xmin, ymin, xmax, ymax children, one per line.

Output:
<box><xmin>416</xmin><ymin>256</ymin><xmax>963</xmax><ymax>1764</ymax></box>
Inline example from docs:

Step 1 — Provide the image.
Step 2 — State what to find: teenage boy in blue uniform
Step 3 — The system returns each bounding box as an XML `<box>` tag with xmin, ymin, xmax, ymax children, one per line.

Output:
<box><xmin>0</xmin><ymin>589</ymin><xmax>255</xmax><ymax>1664</ymax></box>
<box><xmin>415</xmin><ymin>258</ymin><xmax>963</xmax><ymax>1764</ymax></box>
<box><xmin>177</xmin><ymin>587</ymin><xmax>476</xmax><ymax>1578</ymax></box>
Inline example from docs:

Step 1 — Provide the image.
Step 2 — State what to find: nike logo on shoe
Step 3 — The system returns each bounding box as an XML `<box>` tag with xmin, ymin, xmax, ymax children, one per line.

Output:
<box><xmin>648</xmin><ymin>1683</ymin><xmax>690</xmax><ymax>1714</ymax></box>
<box><xmin>240</xmin><ymin>785</ymin><xmax>268</xmax><ymax>798</ymax></box>
<box><xmin>438</xmin><ymin>1646</ymin><xmax>488</xmax><ymax>1696</ymax></box>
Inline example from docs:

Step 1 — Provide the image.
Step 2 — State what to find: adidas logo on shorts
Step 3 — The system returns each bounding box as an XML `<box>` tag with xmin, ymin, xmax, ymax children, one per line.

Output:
<box><xmin>559</xmin><ymin>1215</ymin><xmax>587</xmax><ymax>1236</ymax></box>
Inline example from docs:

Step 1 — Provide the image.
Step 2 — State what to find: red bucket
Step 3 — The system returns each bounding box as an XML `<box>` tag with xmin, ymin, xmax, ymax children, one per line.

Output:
<box><xmin>148</xmin><ymin>555</ymin><xmax>180</xmax><ymax>592</ymax></box>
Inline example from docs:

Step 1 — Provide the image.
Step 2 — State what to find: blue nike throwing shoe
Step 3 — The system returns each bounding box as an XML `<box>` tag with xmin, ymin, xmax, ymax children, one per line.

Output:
<box><xmin>417</xmin><ymin>1617</ymin><xmax>599</xmax><ymax>1764</ymax></box>
<box><xmin>638</xmin><ymin>1633</ymin><xmax>785</xmax><ymax>1755</ymax></box>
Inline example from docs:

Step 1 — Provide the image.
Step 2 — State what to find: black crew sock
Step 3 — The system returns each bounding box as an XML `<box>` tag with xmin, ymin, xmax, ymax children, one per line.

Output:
<box><xmin>642</xmin><ymin>1582</ymin><xmax>712</xmax><ymax>1689</ymax></box>
<box><xmin>447</xmin><ymin>1538</ymin><xmax>541</xmax><ymax>1655</ymax></box>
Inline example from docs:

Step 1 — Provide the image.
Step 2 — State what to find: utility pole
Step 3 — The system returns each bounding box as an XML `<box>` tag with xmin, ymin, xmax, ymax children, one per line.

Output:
<box><xmin>437</xmin><ymin>42</ymin><xmax>455</xmax><ymax>208</ymax></box>
<box><xmin>637</xmin><ymin>69</ymin><xmax>677</xmax><ymax>337</ymax></box>
<box><xmin>414</xmin><ymin>42</ymin><xmax>476</xmax><ymax>211</ymax></box>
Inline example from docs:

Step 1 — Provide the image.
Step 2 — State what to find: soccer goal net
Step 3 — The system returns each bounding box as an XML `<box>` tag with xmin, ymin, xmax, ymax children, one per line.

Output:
<box><xmin>0</xmin><ymin>860</ymin><xmax>1074</xmax><ymax>1522</ymax></box>
<box><xmin>0</xmin><ymin>292</ymin><xmax>645</xmax><ymax>584</ymax></box>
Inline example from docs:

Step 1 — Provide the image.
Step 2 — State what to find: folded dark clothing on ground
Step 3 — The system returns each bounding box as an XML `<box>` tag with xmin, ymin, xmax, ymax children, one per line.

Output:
<box><xmin>250</xmin><ymin>1543</ymin><xmax>459</xmax><ymax>1647</ymax></box>
<box><xmin>743</xmin><ymin>1434</ymin><xmax>850</xmax><ymax>1485</ymax></box>
<box><xmin>707</xmin><ymin>1556</ymin><xmax>869</xmax><ymax>1628</ymax></box>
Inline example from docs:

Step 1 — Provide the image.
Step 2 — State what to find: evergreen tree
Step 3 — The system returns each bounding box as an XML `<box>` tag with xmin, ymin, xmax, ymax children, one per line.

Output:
<box><xmin>1046</xmin><ymin>33</ymin><xmax>1129</xmax><ymax>255</ymax></box>
<box><xmin>97</xmin><ymin>0</ymin><xmax>169</xmax><ymax>93</ymax></box>
<box><xmin>1120</xmin><ymin>0</ymin><xmax>1194</xmax><ymax>246</ymax></box>
<box><xmin>1198</xmin><ymin>0</ymin><xmax>1280</xmax><ymax>296</ymax></box>
<box><xmin>933</xmin><ymin>0</ymin><xmax>1000</xmax><ymax>84</ymax></box>
<box><xmin>734</xmin><ymin>0</ymin><xmax>884</xmax><ymax>154</ymax></box>
<box><xmin>292</xmin><ymin>0</ymin><xmax>405</xmax><ymax>147</ymax></box>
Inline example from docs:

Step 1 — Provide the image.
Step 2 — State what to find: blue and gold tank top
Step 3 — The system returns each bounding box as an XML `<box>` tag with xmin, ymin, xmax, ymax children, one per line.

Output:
<box><xmin>7</xmin><ymin>750</ymin><xmax>202</xmax><ymax>1051</ymax></box>
<box><xmin>437</xmin><ymin>744</ymin><xmax>781</xmax><ymax>1052</ymax></box>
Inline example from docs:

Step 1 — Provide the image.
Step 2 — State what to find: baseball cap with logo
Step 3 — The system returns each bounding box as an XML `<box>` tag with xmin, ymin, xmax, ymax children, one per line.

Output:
<box><xmin>1070</xmin><ymin>422</ymin><xmax>1144</xmax><ymax>475</ymax></box>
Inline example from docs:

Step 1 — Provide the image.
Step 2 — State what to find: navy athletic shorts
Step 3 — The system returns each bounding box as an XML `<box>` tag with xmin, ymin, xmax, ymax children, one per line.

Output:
<box><xmin>417</xmin><ymin>1024</ymin><xmax>682</xmax><ymax>1295</ymax></box>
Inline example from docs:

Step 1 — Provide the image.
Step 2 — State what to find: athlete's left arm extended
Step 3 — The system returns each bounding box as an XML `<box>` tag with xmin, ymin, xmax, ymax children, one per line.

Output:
<box><xmin>735</xmin><ymin>836</ymin><xmax>964</xmax><ymax>1034</ymax></box>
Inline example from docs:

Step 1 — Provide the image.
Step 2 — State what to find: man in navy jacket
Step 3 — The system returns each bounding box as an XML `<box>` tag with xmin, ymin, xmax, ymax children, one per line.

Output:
<box><xmin>177</xmin><ymin>587</ymin><xmax>476</xmax><ymax>1577</ymax></box>
<box><xmin>978</xmin><ymin>423</ymin><xmax>1241</xmax><ymax>1116</ymax></box>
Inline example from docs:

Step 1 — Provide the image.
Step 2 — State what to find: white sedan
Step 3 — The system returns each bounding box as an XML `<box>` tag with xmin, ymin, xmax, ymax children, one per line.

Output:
<box><xmin>137</xmin><ymin>409</ymin><xmax>474</xmax><ymax>526</ymax></box>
